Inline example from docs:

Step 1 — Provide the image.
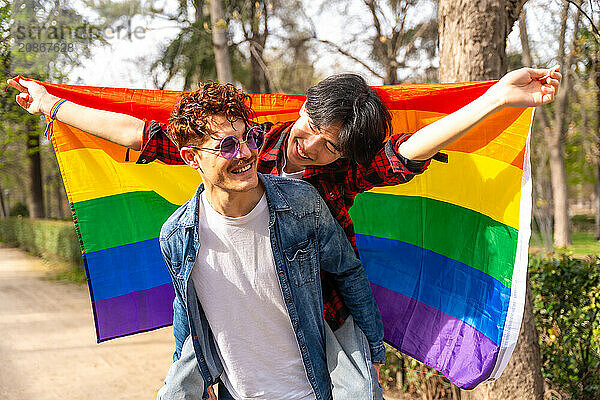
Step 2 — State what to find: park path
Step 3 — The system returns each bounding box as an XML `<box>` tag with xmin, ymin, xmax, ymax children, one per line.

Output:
<box><xmin>0</xmin><ymin>245</ymin><xmax>173</xmax><ymax>400</ymax></box>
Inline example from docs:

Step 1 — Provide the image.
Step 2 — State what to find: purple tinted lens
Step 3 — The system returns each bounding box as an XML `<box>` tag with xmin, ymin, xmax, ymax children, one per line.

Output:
<box><xmin>220</xmin><ymin>136</ymin><xmax>239</xmax><ymax>159</ymax></box>
<box><xmin>246</xmin><ymin>126</ymin><xmax>264</xmax><ymax>150</ymax></box>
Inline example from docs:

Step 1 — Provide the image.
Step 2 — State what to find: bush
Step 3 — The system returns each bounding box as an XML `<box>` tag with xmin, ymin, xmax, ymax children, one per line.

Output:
<box><xmin>530</xmin><ymin>255</ymin><xmax>600</xmax><ymax>400</ymax></box>
<box><xmin>380</xmin><ymin>345</ymin><xmax>459</xmax><ymax>399</ymax></box>
<box><xmin>571</xmin><ymin>214</ymin><xmax>595</xmax><ymax>233</ymax></box>
<box><xmin>0</xmin><ymin>217</ymin><xmax>83</xmax><ymax>270</ymax></box>
<box><xmin>9</xmin><ymin>201</ymin><xmax>29</xmax><ymax>217</ymax></box>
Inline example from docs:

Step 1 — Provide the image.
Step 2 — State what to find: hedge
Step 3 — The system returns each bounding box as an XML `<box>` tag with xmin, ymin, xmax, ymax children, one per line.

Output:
<box><xmin>0</xmin><ymin>217</ymin><xmax>83</xmax><ymax>270</ymax></box>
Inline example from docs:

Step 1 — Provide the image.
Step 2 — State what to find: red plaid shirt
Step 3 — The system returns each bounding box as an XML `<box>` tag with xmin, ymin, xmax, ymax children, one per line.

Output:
<box><xmin>138</xmin><ymin>120</ymin><xmax>441</xmax><ymax>329</ymax></box>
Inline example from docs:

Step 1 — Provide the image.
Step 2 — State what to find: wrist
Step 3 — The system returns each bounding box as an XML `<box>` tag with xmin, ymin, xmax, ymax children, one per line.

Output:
<box><xmin>481</xmin><ymin>84</ymin><xmax>508</xmax><ymax>112</ymax></box>
<box><xmin>40</xmin><ymin>93</ymin><xmax>61</xmax><ymax>116</ymax></box>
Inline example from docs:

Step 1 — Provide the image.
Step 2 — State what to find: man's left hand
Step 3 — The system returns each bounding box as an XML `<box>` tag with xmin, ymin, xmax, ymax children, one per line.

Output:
<box><xmin>490</xmin><ymin>66</ymin><xmax>562</xmax><ymax>108</ymax></box>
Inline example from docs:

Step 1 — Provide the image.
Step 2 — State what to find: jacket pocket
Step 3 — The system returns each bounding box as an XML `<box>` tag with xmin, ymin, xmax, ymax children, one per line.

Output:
<box><xmin>284</xmin><ymin>239</ymin><xmax>318</xmax><ymax>287</ymax></box>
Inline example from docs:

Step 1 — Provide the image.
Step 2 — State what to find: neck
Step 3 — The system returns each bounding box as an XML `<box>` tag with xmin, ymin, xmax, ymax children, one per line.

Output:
<box><xmin>283</xmin><ymin>136</ymin><xmax>304</xmax><ymax>174</ymax></box>
<box><xmin>203</xmin><ymin>182</ymin><xmax>265</xmax><ymax>218</ymax></box>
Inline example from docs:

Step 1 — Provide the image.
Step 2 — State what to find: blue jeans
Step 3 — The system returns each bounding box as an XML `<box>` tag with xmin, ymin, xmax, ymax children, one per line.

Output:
<box><xmin>157</xmin><ymin>317</ymin><xmax>383</xmax><ymax>400</ymax></box>
<box><xmin>327</xmin><ymin>316</ymin><xmax>383</xmax><ymax>400</ymax></box>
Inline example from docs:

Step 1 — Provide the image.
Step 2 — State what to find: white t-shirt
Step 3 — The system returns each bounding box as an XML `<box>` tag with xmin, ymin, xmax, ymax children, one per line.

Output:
<box><xmin>191</xmin><ymin>192</ymin><xmax>314</xmax><ymax>400</ymax></box>
<box><xmin>281</xmin><ymin>154</ymin><xmax>305</xmax><ymax>180</ymax></box>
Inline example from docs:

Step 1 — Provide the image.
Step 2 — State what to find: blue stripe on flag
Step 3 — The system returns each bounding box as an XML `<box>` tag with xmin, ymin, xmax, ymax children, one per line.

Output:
<box><xmin>85</xmin><ymin>238</ymin><xmax>172</xmax><ymax>301</ymax></box>
<box><xmin>356</xmin><ymin>234</ymin><xmax>510</xmax><ymax>345</ymax></box>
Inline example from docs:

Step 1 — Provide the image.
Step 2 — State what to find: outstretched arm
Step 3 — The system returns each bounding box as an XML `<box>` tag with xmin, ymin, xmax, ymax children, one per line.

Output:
<box><xmin>398</xmin><ymin>66</ymin><xmax>562</xmax><ymax>160</ymax></box>
<box><xmin>7</xmin><ymin>77</ymin><xmax>145</xmax><ymax>150</ymax></box>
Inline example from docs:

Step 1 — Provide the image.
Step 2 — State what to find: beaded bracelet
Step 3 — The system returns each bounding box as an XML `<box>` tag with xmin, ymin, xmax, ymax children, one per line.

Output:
<box><xmin>43</xmin><ymin>98</ymin><xmax>67</xmax><ymax>140</ymax></box>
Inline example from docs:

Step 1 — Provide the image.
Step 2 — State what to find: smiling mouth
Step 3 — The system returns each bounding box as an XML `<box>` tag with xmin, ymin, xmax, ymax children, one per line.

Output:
<box><xmin>230</xmin><ymin>161</ymin><xmax>254</xmax><ymax>174</ymax></box>
<box><xmin>296</xmin><ymin>142</ymin><xmax>311</xmax><ymax>160</ymax></box>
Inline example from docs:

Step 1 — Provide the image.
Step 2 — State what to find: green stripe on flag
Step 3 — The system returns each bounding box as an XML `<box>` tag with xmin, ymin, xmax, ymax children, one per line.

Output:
<box><xmin>350</xmin><ymin>192</ymin><xmax>518</xmax><ymax>287</ymax></box>
<box><xmin>73</xmin><ymin>191</ymin><xmax>179</xmax><ymax>253</ymax></box>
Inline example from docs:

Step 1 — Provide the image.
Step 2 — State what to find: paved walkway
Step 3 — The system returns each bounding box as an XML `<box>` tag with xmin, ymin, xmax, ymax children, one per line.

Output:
<box><xmin>0</xmin><ymin>246</ymin><xmax>173</xmax><ymax>400</ymax></box>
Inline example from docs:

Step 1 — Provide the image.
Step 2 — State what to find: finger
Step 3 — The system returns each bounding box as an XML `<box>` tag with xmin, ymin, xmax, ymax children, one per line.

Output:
<box><xmin>7</xmin><ymin>78</ymin><xmax>27</xmax><ymax>93</ymax></box>
<box><xmin>529</xmin><ymin>68</ymin><xmax>552</xmax><ymax>78</ymax></box>
<box><xmin>19</xmin><ymin>79</ymin><xmax>36</xmax><ymax>90</ymax></box>
<box><xmin>541</xmin><ymin>85</ymin><xmax>555</xmax><ymax>95</ymax></box>
<box><xmin>17</xmin><ymin>92</ymin><xmax>32</xmax><ymax>106</ymax></box>
<box><xmin>546</xmin><ymin>77</ymin><xmax>560</xmax><ymax>87</ymax></box>
<box><xmin>551</xmin><ymin>71</ymin><xmax>562</xmax><ymax>82</ymax></box>
<box><xmin>207</xmin><ymin>386</ymin><xmax>217</xmax><ymax>400</ymax></box>
<box><xmin>530</xmin><ymin>66</ymin><xmax>560</xmax><ymax>82</ymax></box>
<box><xmin>15</xmin><ymin>94</ymin><xmax>28</xmax><ymax>109</ymax></box>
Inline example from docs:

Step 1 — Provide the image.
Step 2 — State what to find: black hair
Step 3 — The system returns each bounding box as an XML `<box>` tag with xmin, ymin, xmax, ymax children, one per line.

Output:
<box><xmin>305</xmin><ymin>74</ymin><xmax>391</xmax><ymax>165</ymax></box>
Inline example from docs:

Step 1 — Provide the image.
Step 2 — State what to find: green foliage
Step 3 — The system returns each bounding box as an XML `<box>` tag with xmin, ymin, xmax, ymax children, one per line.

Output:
<box><xmin>380</xmin><ymin>344</ymin><xmax>458</xmax><ymax>399</ymax></box>
<box><xmin>0</xmin><ymin>217</ymin><xmax>83</xmax><ymax>270</ymax></box>
<box><xmin>86</xmin><ymin>0</ymin><xmax>250</xmax><ymax>90</ymax></box>
<box><xmin>9</xmin><ymin>201</ymin><xmax>29</xmax><ymax>217</ymax></box>
<box><xmin>9</xmin><ymin>0</ymin><xmax>106</xmax><ymax>81</ymax></box>
<box><xmin>571</xmin><ymin>214</ymin><xmax>595</xmax><ymax>233</ymax></box>
<box><xmin>530</xmin><ymin>255</ymin><xmax>600</xmax><ymax>400</ymax></box>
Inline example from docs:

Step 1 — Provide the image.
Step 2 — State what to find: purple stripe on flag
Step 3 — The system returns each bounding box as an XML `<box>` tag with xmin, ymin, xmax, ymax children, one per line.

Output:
<box><xmin>93</xmin><ymin>283</ymin><xmax>175</xmax><ymax>342</ymax></box>
<box><xmin>373</xmin><ymin>283</ymin><xmax>500</xmax><ymax>389</ymax></box>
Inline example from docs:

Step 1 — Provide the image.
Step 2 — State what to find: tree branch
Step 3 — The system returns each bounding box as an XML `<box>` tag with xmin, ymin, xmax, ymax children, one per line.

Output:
<box><xmin>248</xmin><ymin>42</ymin><xmax>282</xmax><ymax>93</ymax></box>
<box><xmin>565</xmin><ymin>0</ymin><xmax>600</xmax><ymax>42</ymax></box>
<box><xmin>315</xmin><ymin>38</ymin><xmax>384</xmax><ymax>80</ymax></box>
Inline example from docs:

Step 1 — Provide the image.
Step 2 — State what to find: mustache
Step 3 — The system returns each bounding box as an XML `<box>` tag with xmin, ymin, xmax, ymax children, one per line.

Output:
<box><xmin>229</xmin><ymin>156</ymin><xmax>256</xmax><ymax>168</ymax></box>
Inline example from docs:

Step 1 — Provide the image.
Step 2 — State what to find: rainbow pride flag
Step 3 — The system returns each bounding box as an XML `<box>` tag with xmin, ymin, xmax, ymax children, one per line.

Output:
<box><xmin>37</xmin><ymin>79</ymin><xmax>532</xmax><ymax>389</ymax></box>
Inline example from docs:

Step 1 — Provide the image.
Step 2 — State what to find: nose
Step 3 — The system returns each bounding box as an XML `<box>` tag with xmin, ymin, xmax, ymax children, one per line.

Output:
<box><xmin>235</xmin><ymin>140</ymin><xmax>253</xmax><ymax>159</ymax></box>
<box><xmin>303</xmin><ymin>134</ymin><xmax>322</xmax><ymax>153</ymax></box>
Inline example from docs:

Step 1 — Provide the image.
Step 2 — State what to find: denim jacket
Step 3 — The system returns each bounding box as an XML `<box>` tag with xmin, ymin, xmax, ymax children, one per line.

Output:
<box><xmin>159</xmin><ymin>173</ymin><xmax>385</xmax><ymax>400</ymax></box>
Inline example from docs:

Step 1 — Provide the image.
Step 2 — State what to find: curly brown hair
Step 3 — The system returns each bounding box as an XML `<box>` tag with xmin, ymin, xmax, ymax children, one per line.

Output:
<box><xmin>167</xmin><ymin>81</ymin><xmax>253</xmax><ymax>149</ymax></box>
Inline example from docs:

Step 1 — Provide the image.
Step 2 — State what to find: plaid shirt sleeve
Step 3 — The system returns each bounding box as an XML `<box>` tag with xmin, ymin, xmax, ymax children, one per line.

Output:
<box><xmin>136</xmin><ymin>121</ymin><xmax>184</xmax><ymax>165</ymax></box>
<box><xmin>345</xmin><ymin>133</ymin><xmax>447</xmax><ymax>194</ymax></box>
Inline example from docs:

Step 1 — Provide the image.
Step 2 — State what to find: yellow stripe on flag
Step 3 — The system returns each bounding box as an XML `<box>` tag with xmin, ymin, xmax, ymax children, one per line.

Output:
<box><xmin>369</xmin><ymin>150</ymin><xmax>523</xmax><ymax>229</ymax></box>
<box><xmin>60</xmin><ymin>148</ymin><xmax>201</xmax><ymax>205</ymax></box>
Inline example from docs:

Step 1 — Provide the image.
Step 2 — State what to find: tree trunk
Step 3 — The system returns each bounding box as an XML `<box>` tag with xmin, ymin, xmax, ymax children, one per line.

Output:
<box><xmin>439</xmin><ymin>0</ymin><xmax>508</xmax><ymax>81</ymax></box>
<box><xmin>438</xmin><ymin>1</ymin><xmax>544</xmax><ymax>398</ymax></box>
<box><xmin>595</xmin><ymin>48</ymin><xmax>600</xmax><ymax>240</ymax></box>
<box><xmin>0</xmin><ymin>183</ymin><xmax>7</xmax><ymax>217</ymax></box>
<box><xmin>55</xmin><ymin>174</ymin><xmax>64</xmax><ymax>220</ymax></box>
<box><xmin>250</xmin><ymin>41</ymin><xmax>263</xmax><ymax>93</ymax></box>
<box><xmin>548</xmin><ymin>0</ymin><xmax>581</xmax><ymax>247</ymax></box>
<box><xmin>45</xmin><ymin>174</ymin><xmax>52</xmax><ymax>218</ymax></box>
<box><xmin>209</xmin><ymin>0</ymin><xmax>233</xmax><ymax>83</ymax></box>
<box><xmin>26</xmin><ymin>121</ymin><xmax>44</xmax><ymax>219</ymax></box>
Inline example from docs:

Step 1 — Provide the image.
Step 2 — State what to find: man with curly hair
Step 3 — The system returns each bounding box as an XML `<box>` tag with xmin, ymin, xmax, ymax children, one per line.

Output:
<box><xmin>156</xmin><ymin>81</ymin><xmax>384</xmax><ymax>399</ymax></box>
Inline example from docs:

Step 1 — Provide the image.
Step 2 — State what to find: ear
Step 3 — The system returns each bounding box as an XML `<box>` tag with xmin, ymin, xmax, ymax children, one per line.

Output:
<box><xmin>299</xmin><ymin>101</ymin><xmax>307</xmax><ymax>116</ymax></box>
<box><xmin>180</xmin><ymin>147</ymin><xmax>200</xmax><ymax>170</ymax></box>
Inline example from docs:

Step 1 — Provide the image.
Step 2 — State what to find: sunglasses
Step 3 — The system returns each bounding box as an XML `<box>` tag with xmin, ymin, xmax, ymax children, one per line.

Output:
<box><xmin>187</xmin><ymin>125</ymin><xmax>265</xmax><ymax>159</ymax></box>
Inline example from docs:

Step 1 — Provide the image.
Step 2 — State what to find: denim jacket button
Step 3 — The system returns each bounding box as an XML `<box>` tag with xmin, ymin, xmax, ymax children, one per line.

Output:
<box><xmin>187</xmin><ymin>256</ymin><xmax>194</xmax><ymax>262</ymax></box>
<box><xmin>293</xmin><ymin>321</ymin><xmax>298</xmax><ymax>327</ymax></box>
<box><xmin>285</xmin><ymin>297</ymin><xmax>291</xmax><ymax>302</ymax></box>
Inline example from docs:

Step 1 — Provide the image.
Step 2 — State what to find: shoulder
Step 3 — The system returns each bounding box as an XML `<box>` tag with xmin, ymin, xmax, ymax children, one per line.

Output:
<box><xmin>261</xmin><ymin>174</ymin><xmax>322</xmax><ymax>212</ymax></box>
<box><xmin>159</xmin><ymin>196</ymin><xmax>195</xmax><ymax>242</ymax></box>
<box><xmin>264</xmin><ymin>173</ymin><xmax>318</xmax><ymax>194</ymax></box>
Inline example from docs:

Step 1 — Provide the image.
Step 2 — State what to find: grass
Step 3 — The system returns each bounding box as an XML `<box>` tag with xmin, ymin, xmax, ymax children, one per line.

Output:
<box><xmin>531</xmin><ymin>231</ymin><xmax>600</xmax><ymax>258</ymax></box>
<box><xmin>564</xmin><ymin>232</ymin><xmax>600</xmax><ymax>257</ymax></box>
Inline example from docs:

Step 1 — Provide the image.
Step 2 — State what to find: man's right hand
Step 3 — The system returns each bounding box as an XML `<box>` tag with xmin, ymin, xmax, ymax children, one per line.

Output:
<box><xmin>7</xmin><ymin>77</ymin><xmax>145</xmax><ymax>150</ymax></box>
<box><xmin>7</xmin><ymin>78</ymin><xmax>56</xmax><ymax>115</ymax></box>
